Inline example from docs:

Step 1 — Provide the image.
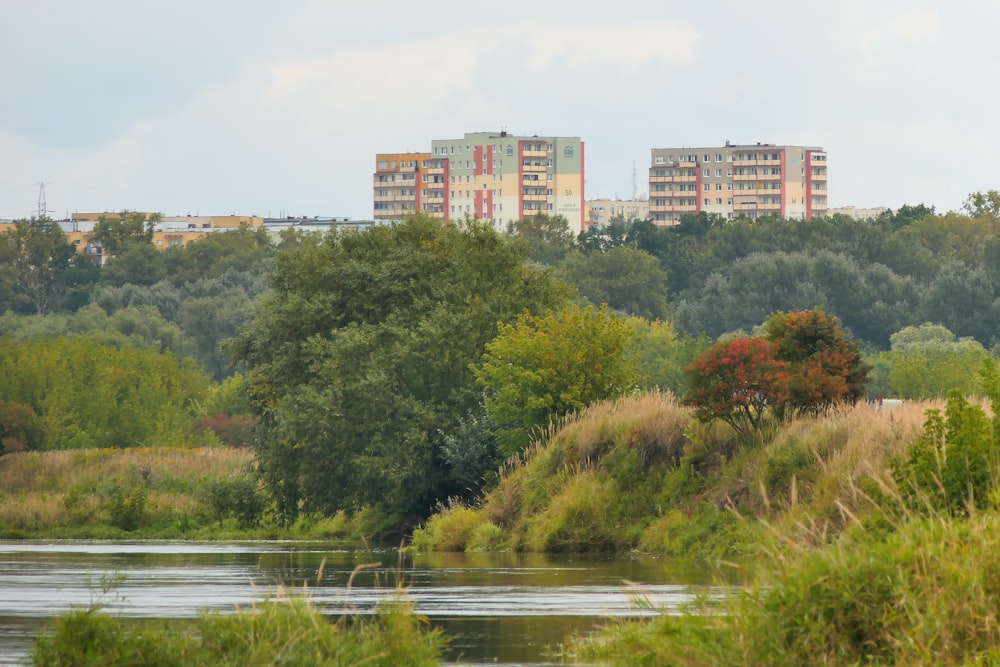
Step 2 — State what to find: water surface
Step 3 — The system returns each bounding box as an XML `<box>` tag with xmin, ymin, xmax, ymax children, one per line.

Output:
<box><xmin>0</xmin><ymin>541</ymin><xmax>731</xmax><ymax>666</ymax></box>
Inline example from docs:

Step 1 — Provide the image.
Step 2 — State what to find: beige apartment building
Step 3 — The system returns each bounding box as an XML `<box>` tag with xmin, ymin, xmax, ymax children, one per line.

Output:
<box><xmin>648</xmin><ymin>142</ymin><xmax>828</xmax><ymax>224</ymax></box>
<box><xmin>586</xmin><ymin>198</ymin><xmax>649</xmax><ymax>226</ymax></box>
<box><xmin>375</xmin><ymin>131</ymin><xmax>586</xmax><ymax>231</ymax></box>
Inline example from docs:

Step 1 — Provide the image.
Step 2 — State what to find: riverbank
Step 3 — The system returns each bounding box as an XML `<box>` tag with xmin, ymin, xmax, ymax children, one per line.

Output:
<box><xmin>0</xmin><ymin>447</ymin><xmax>382</xmax><ymax>542</ymax></box>
<box><xmin>411</xmin><ymin>392</ymin><xmax>932</xmax><ymax>559</ymax></box>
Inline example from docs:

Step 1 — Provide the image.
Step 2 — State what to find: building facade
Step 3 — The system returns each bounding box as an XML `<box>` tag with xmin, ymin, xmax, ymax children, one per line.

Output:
<box><xmin>648</xmin><ymin>142</ymin><xmax>827</xmax><ymax>224</ymax></box>
<box><xmin>375</xmin><ymin>131</ymin><xmax>586</xmax><ymax>231</ymax></box>
<box><xmin>373</xmin><ymin>152</ymin><xmax>430</xmax><ymax>221</ymax></box>
<box><xmin>586</xmin><ymin>198</ymin><xmax>650</xmax><ymax>226</ymax></box>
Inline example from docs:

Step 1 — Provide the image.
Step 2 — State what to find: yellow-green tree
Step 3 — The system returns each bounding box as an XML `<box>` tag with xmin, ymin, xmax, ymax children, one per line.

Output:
<box><xmin>475</xmin><ymin>304</ymin><xmax>640</xmax><ymax>457</ymax></box>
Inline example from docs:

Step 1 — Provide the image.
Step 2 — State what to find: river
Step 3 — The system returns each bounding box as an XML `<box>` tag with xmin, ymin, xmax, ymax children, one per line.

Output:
<box><xmin>0</xmin><ymin>541</ymin><xmax>731</xmax><ymax>666</ymax></box>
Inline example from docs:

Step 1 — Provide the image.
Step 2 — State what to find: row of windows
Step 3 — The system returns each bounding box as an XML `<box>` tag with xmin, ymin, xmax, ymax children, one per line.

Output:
<box><xmin>374</xmin><ymin>173</ymin><xmax>417</xmax><ymax>183</ymax></box>
<box><xmin>433</xmin><ymin>143</ymin><xmax>554</xmax><ymax>156</ymax></box>
<box><xmin>651</xmin><ymin>198</ymin><xmax>699</xmax><ymax>207</ymax></box>
<box><xmin>652</xmin><ymin>184</ymin><xmax>697</xmax><ymax>193</ymax></box>
<box><xmin>375</xmin><ymin>188</ymin><xmax>417</xmax><ymax>197</ymax></box>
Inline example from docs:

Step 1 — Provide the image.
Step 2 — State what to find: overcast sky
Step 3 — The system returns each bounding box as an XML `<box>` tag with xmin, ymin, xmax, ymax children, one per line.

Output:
<box><xmin>1</xmin><ymin>1</ymin><xmax>996</xmax><ymax>220</ymax></box>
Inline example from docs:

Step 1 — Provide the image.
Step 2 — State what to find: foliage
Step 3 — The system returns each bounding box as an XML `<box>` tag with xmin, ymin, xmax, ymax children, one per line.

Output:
<box><xmin>0</xmin><ymin>336</ymin><xmax>209</xmax><ymax>450</ymax></box>
<box><xmin>891</xmin><ymin>388</ymin><xmax>998</xmax><ymax>516</ymax></box>
<box><xmin>232</xmin><ymin>214</ymin><xmax>572</xmax><ymax>522</ymax></box>
<box><xmin>0</xmin><ymin>400</ymin><xmax>43</xmax><ymax>454</ymax></box>
<box><xmin>684</xmin><ymin>337</ymin><xmax>790</xmax><ymax>440</ymax></box>
<box><xmin>438</xmin><ymin>406</ymin><xmax>500</xmax><ymax>500</ymax></box>
<box><xmin>505</xmin><ymin>212</ymin><xmax>575</xmax><ymax>265</ymax></box>
<box><xmin>31</xmin><ymin>595</ymin><xmax>444</xmax><ymax>667</ymax></box>
<box><xmin>556</xmin><ymin>246</ymin><xmax>669</xmax><ymax>320</ymax></box>
<box><xmin>867</xmin><ymin>323</ymin><xmax>990</xmax><ymax>399</ymax></box>
<box><xmin>624</xmin><ymin>317</ymin><xmax>712</xmax><ymax>395</ymax></box>
<box><xmin>571</xmin><ymin>513</ymin><xmax>1000</xmax><ymax>666</ymax></box>
<box><xmin>685</xmin><ymin>309</ymin><xmax>870</xmax><ymax>438</ymax></box>
<box><xmin>476</xmin><ymin>304</ymin><xmax>640</xmax><ymax>457</ymax></box>
<box><xmin>762</xmin><ymin>308</ymin><xmax>870</xmax><ymax>415</ymax></box>
<box><xmin>201</xmin><ymin>472</ymin><xmax>263</xmax><ymax>528</ymax></box>
<box><xmin>0</xmin><ymin>219</ymin><xmax>85</xmax><ymax>315</ymax></box>
<box><xmin>90</xmin><ymin>211</ymin><xmax>156</xmax><ymax>257</ymax></box>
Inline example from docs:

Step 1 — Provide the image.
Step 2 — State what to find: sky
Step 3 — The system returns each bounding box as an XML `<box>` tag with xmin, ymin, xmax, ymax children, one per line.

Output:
<box><xmin>1</xmin><ymin>1</ymin><xmax>997</xmax><ymax>221</ymax></box>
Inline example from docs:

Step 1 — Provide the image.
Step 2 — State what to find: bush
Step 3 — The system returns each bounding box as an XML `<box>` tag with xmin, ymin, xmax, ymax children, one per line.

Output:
<box><xmin>201</xmin><ymin>474</ymin><xmax>263</xmax><ymax>528</ymax></box>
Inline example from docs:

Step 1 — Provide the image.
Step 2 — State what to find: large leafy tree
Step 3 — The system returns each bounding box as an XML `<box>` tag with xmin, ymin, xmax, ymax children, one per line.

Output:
<box><xmin>556</xmin><ymin>247</ymin><xmax>669</xmax><ymax>320</ymax></box>
<box><xmin>232</xmin><ymin>215</ymin><xmax>572</xmax><ymax>521</ymax></box>
<box><xmin>505</xmin><ymin>212</ymin><xmax>575</xmax><ymax>265</ymax></box>
<box><xmin>91</xmin><ymin>211</ymin><xmax>157</xmax><ymax>257</ymax></box>
<box><xmin>0</xmin><ymin>219</ymin><xmax>80</xmax><ymax>315</ymax></box>
<box><xmin>475</xmin><ymin>304</ymin><xmax>639</xmax><ymax>457</ymax></box>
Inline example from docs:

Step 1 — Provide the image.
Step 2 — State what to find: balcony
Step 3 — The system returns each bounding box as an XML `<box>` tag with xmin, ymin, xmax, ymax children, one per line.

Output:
<box><xmin>522</xmin><ymin>149</ymin><xmax>547</xmax><ymax>158</ymax></box>
<box><xmin>522</xmin><ymin>163</ymin><xmax>548</xmax><ymax>173</ymax></box>
<box><xmin>523</xmin><ymin>194</ymin><xmax>547</xmax><ymax>202</ymax></box>
<box><xmin>811</xmin><ymin>171</ymin><xmax>828</xmax><ymax>181</ymax></box>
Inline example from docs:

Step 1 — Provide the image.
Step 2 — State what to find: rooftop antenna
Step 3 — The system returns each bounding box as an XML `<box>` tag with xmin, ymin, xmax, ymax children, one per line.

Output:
<box><xmin>632</xmin><ymin>162</ymin><xmax>637</xmax><ymax>201</ymax></box>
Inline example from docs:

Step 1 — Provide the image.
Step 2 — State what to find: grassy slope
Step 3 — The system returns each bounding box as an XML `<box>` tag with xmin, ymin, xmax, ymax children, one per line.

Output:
<box><xmin>411</xmin><ymin>392</ymin><xmax>932</xmax><ymax>558</ymax></box>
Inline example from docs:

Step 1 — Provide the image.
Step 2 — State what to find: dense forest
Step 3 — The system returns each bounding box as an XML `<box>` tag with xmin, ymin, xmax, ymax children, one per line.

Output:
<box><xmin>2</xmin><ymin>196</ymin><xmax>1000</xmax><ymax>528</ymax></box>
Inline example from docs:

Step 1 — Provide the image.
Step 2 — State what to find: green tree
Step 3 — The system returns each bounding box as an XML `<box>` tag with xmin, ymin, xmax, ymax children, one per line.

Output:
<box><xmin>506</xmin><ymin>213</ymin><xmax>575</xmax><ymax>265</ymax></box>
<box><xmin>91</xmin><ymin>211</ymin><xmax>157</xmax><ymax>257</ymax></box>
<box><xmin>0</xmin><ymin>219</ymin><xmax>78</xmax><ymax>314</ymax></box>
<box><xmin>100</xmin><ymin>243</ymin><xmax>167</xmax><ymax>286</ymax></box>
<box><xmin>556</xmin><ymin>247</ymin><xmax>669</xmax><ymax>320</ymax></box>
<box><xmin>624</xmin><ymin>317</ymin><xmax>711</xmax><ymax>395</ymax></box>
<box><xmin>867</xmin><ymin>323</ymin><xmax>990</xmax><ymax>399</ymax></box>
<box><xmin>475</xmin><ymin>304</ymin><xmax>639</xmax><ymax>457</ymax></box>
<box><xmin>232</xmin><ymin>215</ymin><xmax>572</xmax><ymax>521</ymax></box>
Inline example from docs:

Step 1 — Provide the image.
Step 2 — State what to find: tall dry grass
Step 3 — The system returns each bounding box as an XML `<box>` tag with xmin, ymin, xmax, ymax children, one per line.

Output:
<box><xmin>0</xmin><ymin>447</ymin><xmax>256</xmax><ymax>536</ymax></box>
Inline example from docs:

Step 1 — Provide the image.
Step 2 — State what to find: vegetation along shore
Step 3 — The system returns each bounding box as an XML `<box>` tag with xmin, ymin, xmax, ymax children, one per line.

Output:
<box><xmin>5</xmin><ymin>199</ymin><xmax>1000</xmax><ymax>663</ymax></box>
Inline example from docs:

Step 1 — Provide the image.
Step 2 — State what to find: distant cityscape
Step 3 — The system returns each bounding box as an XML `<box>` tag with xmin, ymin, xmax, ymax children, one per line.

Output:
<box><xmin>2</xmin><ymin>132</ymin><xmax>891</xmax><ymax>257</ymax></box>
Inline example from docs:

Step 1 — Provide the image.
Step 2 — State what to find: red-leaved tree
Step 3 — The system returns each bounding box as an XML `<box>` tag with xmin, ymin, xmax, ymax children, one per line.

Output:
<box><xmin>684</xmin><ymin>337</ymin><xmax>791</xmax><ymax>439</ymax></box>
<box><xmin>685</xmin><ymin>308</ymin><xmax>870</xmax><ymax>440</ymax></box>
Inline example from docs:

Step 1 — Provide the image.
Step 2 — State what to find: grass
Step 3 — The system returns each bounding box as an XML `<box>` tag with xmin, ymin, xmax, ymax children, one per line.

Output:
<box><xmin>566</xmin><ymin>510</ymin><xmax>1000</xmax><ymax>666</ymax></box>
<box><xmin>31</xmin><ymin>590</ymin><xmax>445</xmax><ymax>667</ymax></box>
<box><xmin>411</xmin><ymin>392</ymin><xmax>934</xmax><ymax>559</ymax></box>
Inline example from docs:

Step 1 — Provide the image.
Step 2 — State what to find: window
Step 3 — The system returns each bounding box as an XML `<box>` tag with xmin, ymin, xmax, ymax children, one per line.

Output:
<box><xmin>704</xmin><ymin>183</ymin><xmax>710</xmax><ymax>192</ymax></box>
<box><xmin>716</xmin><ymin>198</ymin><xmax>723</xmax><ymax>205</ymax></box>
<box><xmin>703</xmin><ymin>169</ymin><xmax>710</xmax><ymax>177</ymax></box>
<box><xmin>703</xmin><ymin>154</ymin><xmax>710</xmax><ymax>163</ymax></box>
<box><xmin>715</xmin><ymin>169</ymin><xmax>722</xmax><ymax>177</ymax></box>
<box><xmin>716</xmin><ymin>183</ymin><xmax>723</xmax><ymax>191</ymax></box>
<box><xmin>704</xmin><ymin>198</ymin><xmax>710</xmax><ymax>206</ymax></box>
<box><xmin>655</xmin><ymin>156</ymin><xmax>665</xmax><ymax>165</ymax></box>
<box><xmin>716</xmin><ymin>154</ymin><xmax>723</xmax><ymax>162</ymax></box>
<box><xmin>377</xmin><ymin>160</ymin><xmax>388</xmax><ymax>169</ymax></box>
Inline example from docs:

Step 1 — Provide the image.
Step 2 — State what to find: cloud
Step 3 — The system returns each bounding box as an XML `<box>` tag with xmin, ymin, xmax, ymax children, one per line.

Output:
<box><xmin>514</xmin><ymin>24</ymin><xmax>699</xmax><ymax>73</ymax></box>
<box><xmin>856</xmin><ymin>7</ymin><xmax>943</xmax><ymax>52</ymax></box>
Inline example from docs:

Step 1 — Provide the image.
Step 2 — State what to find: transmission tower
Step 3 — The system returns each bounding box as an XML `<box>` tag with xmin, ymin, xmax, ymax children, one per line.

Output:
<box><xmin>37</xmin><ymin>182</ymin><xmax>47</xmax><ymax>219</ymax></box>
<box><xmin>632</xmin><ymin>162</ymin><xmax>637</xmax><ymax>201</ymax></box>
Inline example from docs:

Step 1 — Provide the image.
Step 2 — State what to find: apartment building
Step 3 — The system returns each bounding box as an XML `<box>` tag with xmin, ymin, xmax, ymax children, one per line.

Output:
<box><xmin>586</xmin><ymin>198</ymin><xmax>650</xmax><ymax>226</ymax></box>
<box><xmin>648</xmin><ymin>142</ymin><xmax>828</xmax><ymax>224</ymax></box>
<box><xmin>374</xmin><ymin>131</ymin><xmax>586</xmax><ymax>231</ymax></box>
<box><xmin>373</xmin><ymin>152</ymin><xmax>431</xmax><ymax>221</ymax></box>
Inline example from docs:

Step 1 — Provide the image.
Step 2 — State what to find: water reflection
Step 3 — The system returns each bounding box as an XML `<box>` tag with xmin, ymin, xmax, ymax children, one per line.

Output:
<box><xmin>0</xmin><ymin>542</ymin><xmax>734</xmax><ymax>666</ymax></box>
